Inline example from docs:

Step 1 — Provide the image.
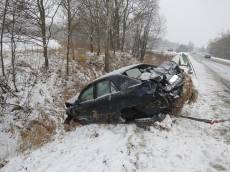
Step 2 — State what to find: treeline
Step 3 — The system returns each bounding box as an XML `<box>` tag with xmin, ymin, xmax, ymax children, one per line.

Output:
<box><xmin>0</xmin><ymin>0</ymin><xmax>60</xmax><ymax>78</ymax></box>
<box><xmin>208</xmin><ymin>31</ymin><xmax>230</xmax><ymax>60</ymax></box>
<box><xmin>0</xmin><ymin>0</ymin><xmax>164</xmax><ymax>77</ymax></box>
<box><xmin>176</xmin><ymin>41</ymin><xmax>194</xmax><ymax>53</ymax></box>
<box><xmin>67</xmin><ymin>0</ymin><xmax>164</xmax><ymax>72</ymax></box>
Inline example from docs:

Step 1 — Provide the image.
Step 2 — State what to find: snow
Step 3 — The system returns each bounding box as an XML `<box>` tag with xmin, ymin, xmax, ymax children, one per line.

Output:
<box><xmin>0</xmin><ymin>130</ymin><xmax>18</xmax><ymax>161</ymax></box>
<box><xmin>0</xmin><ymin>52</ymin><xmax>64</xmax><ymax>160</ymax></box>
<box><xmin>2</xmin><ymin>36</ymin><xmax>61</xmax><ymax>52</ymax></box>
<box><xmin>2</xmin><ymin>123</ymin><xmax>230</xmax><ymax>172</ymax></box>
<box><xmin>1</xmin><ymin>53</ymin><xmax>230</xmax><ymax>172</ymax></box>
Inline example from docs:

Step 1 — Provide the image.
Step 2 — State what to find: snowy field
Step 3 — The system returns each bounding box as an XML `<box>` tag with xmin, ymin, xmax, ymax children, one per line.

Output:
<box><xmin>1</xmin><ymin>54</ymin><xmax>230</xmax><ymax>172</ymax></box>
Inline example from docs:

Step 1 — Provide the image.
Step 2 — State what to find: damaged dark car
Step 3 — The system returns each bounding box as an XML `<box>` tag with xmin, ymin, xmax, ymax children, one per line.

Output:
<box><xmin>65</xmin><ymin>61</ymin><xmax>184</xmax><ymax>125</ymax></box>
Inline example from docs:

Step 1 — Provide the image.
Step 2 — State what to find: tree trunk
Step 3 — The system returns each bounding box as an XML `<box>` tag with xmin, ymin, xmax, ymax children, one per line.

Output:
<box><xmin>96</xmin><ymin>0</ymin><xmax>101</xmax><ymax>56</ymax></box>
<box><xmin>121</xmin><ymin>22</ymin><xmax>126</xmax><ymax>52</ymax></box>
<box><xmin>66</xmin><ymin>0</ymin><xmax>71</xmax><ymax>75</ymax></box>
<box><xmin>10</xmin><ymin>10</ymin><xmax>18</xmax><ymax>91</ymax></box>
<box><xmin>121</xmin><ymin>0</ymin><xmax>129</xmax><ymax>52</ymax></box>
<box><xmin>89</xmin><ymin>28</ymin><xmax>94</xmax><ymax>53</ymax></box>
<box><xmin>37</xmin><ymin>0</ymin><xmax>48</xmax><ymax>70</ymax></box>
<box><xmin>109</xmin><ymin>28</ymin><xmax>114</xmax><ymax>51</ymax></box>
<box><xmin>96</xmin><ymin>31</ymin><xmax>101</xmax><ymax>56</ymax></box>
<box><xmin>89</xmin><ymin>36</ymin><xmax>93</xmax><ymax>53</ymax></box>
<box><xmin>0</xmin><ymin>0</ymin><xmax>9</xmax><ymax>77</ymax></box>
<box><xmin>114</xmin><ymin>0</ymin><xmax>120</xmax><ymax>50</ymax></box>
<box><xmin>70</xmin><ymin>28</ymin><xmax>75</xmax><ymax>60</ymax></box>
<box><xmin>140</xmin><ymin>19</ymin><xmax>151</xmax><ymax>62</ymax></box>
<box><xmin>132</xmin><ymin>24</ymin><xmax>141</xmax><ymax>58</ymax></box>
<box><xmin>43</xmin><ymin>44</ymin><xmax>48</xmax><ymax>67</ymax></box>
<box><xmin>67</xmin><ymin>32</ymin><xmax>70</xmax><ymax>75</ymax></box>
<box><xmin>104</xmin><ymin>0</ymin><xmax>112</xmax><ymax>72</ymax></box>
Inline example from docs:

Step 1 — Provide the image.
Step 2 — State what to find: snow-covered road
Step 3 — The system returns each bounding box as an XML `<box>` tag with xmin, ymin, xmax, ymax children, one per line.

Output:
<box><xmin>194</xmin><ymin>55</ymin><xmax>230</xmax><ymax>89</ymax></box>
<box><xmin>1</xmin><ymin>54</ymin><xmax>230</xmax><ymax>172</ymax></box>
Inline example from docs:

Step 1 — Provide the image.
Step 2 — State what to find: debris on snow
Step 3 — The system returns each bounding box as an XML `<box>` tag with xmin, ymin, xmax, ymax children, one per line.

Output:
<box><xmin>154</xmin><ymin>114</ymin><xmax>173</xmax><ymax>131</ymax></box>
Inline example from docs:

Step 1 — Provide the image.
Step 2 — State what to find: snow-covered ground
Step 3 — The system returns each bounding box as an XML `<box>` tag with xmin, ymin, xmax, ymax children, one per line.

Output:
<box><xmin>2</xmin><ymin>36</ymin><xmax>60</xmax><ymax>52</ymax></box>
<box><xmin>1</xmin><ymin>54</ymin><xmax>230</xmax><ymax>172</ymax></box>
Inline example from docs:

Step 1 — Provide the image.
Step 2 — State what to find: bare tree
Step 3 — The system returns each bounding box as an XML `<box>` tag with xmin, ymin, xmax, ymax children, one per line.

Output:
<box><xmin>104</xmin><ymin>0</ymin><xmax>113</xmax><ymax>72</ymax></box>
<box><xmin>95</xmin><ymin>0</ymin><xmax>102</xmax><ymax>55</ymax></box>
<box><xmin>130</xmin><ymin>0</ymin><xmax>162</xmax><ymax>61</ymax></box>
<box><xmin>208</xmin><ymin>31</ymin><xmax>230</xmax><ymax>60</ymax></box>
<box><xmin>9</xmin><ymin>0</ymin><xmax>17</xmax><ymax>91</ymax></box>
<box><xmin>0</xmin><ymin>0</ymin><xmax>9</xmax><ymax>77</ymax></box>
<box><xmin>23</xmin><ymin>0</ymin><xmax>60</xmax><ymax>71</ymax></box>
<box><xmin>120</xmin><ymin>0</ymin><xmax>130</xmax><ymax>52</ymax></box>
<box><xmin>37</xmin><ymin>0</ymin><xmax>48</xmax><ymax>69</ymax></box>
<box><xmin>113</xmin><ymin>0</ymin><xmax>120</xmax><ymax>50</ymax></box>
<box><xmin>7</xmin><ymin>0</ymin><xmax>25</xmax><ymax>91</ymax></box>
<box><xmin>77</xmin><ymin>0</ymin><xmax>100</xmax><ymax>53</ymax></box>
<box><xmin>71</xmin><ymin>0</ymin><xmax>163</xmax><ymax>66</ymax></box>
<box><xmin>61</xmin><ymin>0</ymin><xmax>78</xmax><ymax>75</ymax></box>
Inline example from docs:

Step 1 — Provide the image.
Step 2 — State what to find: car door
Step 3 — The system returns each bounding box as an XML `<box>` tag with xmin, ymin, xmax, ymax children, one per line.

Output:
<box><xmin>93</xmin><ymin>79</ymin><xmax>112</xmax><ymax>123</ymax></box>
<box><xmin>111</xmin><ymin>76</ymin><xmax>142</xmax><ymax>110</ymax></box>
<box><xmin>108</xmin><ymin>81</ymin><xmax>125</xmax><ymax>122</ymax></box>
<box><xmin>77</xmin><ymin>84</ymin><xmax>95</xmax><ymax>123</ymax></box>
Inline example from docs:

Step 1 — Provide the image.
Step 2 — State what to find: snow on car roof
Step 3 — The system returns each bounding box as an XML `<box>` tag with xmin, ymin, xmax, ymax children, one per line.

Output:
<box><xmin>95</xmin><ymin>63</ymin><xmax>142</xmax><ymax>81</ymax></box>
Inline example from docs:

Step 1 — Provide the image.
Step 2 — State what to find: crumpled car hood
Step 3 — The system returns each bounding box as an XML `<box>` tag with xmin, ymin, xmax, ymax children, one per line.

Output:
<box><xmin>139</xmin><ymin>61</ymin><xmax>181</xmax><ymax>81</ymax></box>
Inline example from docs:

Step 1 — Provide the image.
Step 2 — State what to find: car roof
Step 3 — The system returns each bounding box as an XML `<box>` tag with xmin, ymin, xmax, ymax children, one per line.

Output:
<box><xmin>94</xmin><ymin>63</ymin><xmax>142</xmax><ymax>81</ymax></box>
<box><xmin>78</xmin><ymin>64</ymin><xmax>142</xmax><ymax>99</ymax></box>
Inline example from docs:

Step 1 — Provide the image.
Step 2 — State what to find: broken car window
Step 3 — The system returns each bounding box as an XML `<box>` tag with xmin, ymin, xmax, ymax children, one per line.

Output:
<box><xmin>125</xmin><ymin>68</ymin><xmax>142</xmax><ymax>78</ymax></box>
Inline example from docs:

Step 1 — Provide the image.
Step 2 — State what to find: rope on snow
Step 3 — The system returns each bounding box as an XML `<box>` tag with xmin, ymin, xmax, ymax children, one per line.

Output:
<box><xmin>174</xmin><ymin>115</ymin><xmax>230</xmax><ymax>125</ymax></box>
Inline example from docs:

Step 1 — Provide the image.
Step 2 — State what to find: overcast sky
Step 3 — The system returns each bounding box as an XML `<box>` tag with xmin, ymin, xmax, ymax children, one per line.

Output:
<box><xmin>160</xmin><ymin>0</ymin><xmax>230</xmax><ymax>47</ymax></box>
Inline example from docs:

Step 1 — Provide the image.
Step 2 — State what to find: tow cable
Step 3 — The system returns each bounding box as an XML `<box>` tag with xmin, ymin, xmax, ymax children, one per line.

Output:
<box><xmin>174</xmin><ymin>115</ymin><xmax>230</xmax><ymax>125</ymax></box>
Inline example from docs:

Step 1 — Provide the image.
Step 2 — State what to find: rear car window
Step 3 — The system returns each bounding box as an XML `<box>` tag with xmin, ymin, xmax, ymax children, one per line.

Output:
<box><xmin>79</xmin><ymin>85</ymin><xmax>94</xmax><ymax>102</ymax></box>
<box><xmin>125</xmin><ymin>68</ymin><xmax>142</xmax><ymax>78</ymax></box>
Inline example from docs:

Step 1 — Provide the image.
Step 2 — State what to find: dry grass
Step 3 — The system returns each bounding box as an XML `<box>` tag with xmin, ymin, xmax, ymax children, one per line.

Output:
<box><xmin>172</xmin><ymin>73</ymin><xmax>198</xmax><ymax>115</ymax></box>
<box><xmin>64</xmin><ymin>120</ymin><xmax>81</xmax><ymax>132</ymax></box>
<box><xmin>19</xmin><ymin>116</ymin><xmax>56</xmax><ymax>152</ymax></box>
